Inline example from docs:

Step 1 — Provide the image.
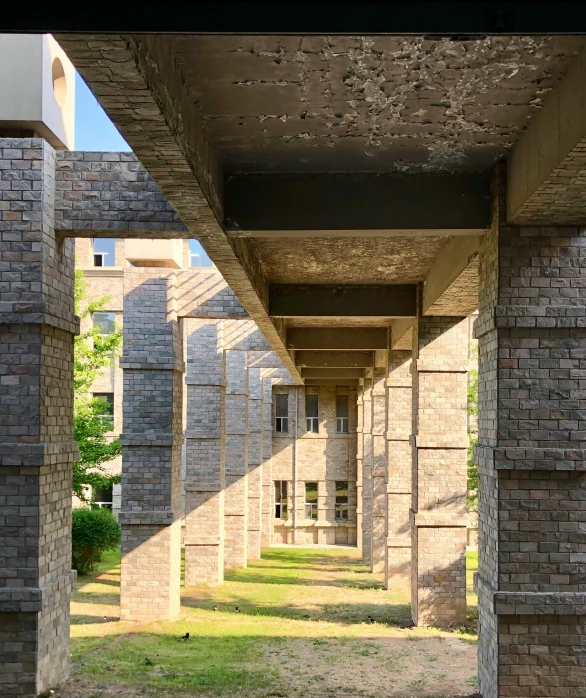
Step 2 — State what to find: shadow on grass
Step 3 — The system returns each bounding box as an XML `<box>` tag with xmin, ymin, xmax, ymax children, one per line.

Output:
<box><xmin>181</xmin><ymin>596</ymin><xmax>412</xmax><ymax>625</ymax></box>
<box><xmin>223</xmin><ymin>570</ymin><xmax>383</xmax><ymax>589</ymax></box>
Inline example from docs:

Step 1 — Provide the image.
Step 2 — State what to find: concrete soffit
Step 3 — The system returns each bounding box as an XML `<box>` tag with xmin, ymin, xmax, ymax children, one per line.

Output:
<box><xmin>55</xmin><ymin>33</ymin><xmax>303</xmax><ymax>384</ymax></box>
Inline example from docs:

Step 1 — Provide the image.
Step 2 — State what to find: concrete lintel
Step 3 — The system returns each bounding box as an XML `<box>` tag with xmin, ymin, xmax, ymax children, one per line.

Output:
<box><xmin>287</xmin><ymin>327</ymin><xmax>388</xmax><ymax>350</ymax></box>
<box><xmin>270</xmin><ymin>285</ymin><xmax>417</xmax><ymax>318</ymax></box>
<box><xmin>508</xmin><ymin>45</ymin><xmax>586</xmax><ymax>224</ymax></box>
<box><xmin>301</xmin><ymin>368</ymin><xmax>365</xmax><ymax>379</ymax></box>
<box><xmin>422</xmin><ymin>236</ymin><xmax>479</xmax><ymax>316</ymax></box>
<box><xmin>295</xmin><ymin>351</ymin><xmax>373</xmax><ymax>368</ymax></box>
<box><xmin>226</xmin><ymin>228</ymin><xmax>486</xmax><ymax>239</ymax></box>
<box><xmin>304</xmin><ymin>378</ymin><xmax>359</xmax><ymax>387</ymax></box>
<box><xmin>225</xmin><ymin>173</ymin><xmax>490</xmax><ymax>231</ymax></box>
<box><xmin>390</xmin><ymin>318</ymin><xmax>415</xmax><ymax>350</ymax></box>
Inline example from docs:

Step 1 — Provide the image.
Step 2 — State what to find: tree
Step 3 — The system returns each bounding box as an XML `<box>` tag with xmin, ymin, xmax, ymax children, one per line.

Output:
<box><xmin>73</xmin><ymin>269</ymin><xmax>123</xmax><ymax>502</ymax></box>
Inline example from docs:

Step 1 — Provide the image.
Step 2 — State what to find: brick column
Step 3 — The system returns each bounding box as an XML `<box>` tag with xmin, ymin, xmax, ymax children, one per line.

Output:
<box><xmin>411</xmin><ymin>316</ymin><xmax>468</xmax><ymax>627</ymax></box>
<box><xmin>475</xmin><ymin>169</ymin><xmax>586</xmax><ymax>698</ymax></box>
<box><xmin>371</xmin><ymin>369</ymin><xmax>387</xmax><ymax>573</ymax></box>
<box><xmin>260</xmin><ymin>375</ymin><xmax>273</xmax><ymax>547</ymax></box>
<box><xmin>361</xmin><ymin>376</ymin><xmax>373</xmax><ymax>564</ymax></box>
<box><xmin>224</xmin><ymin>350</ymin><xmax>248</xmax><ymax>568</ymax></box>
<box><xmin>184</xmin><ymin>319</ymin><xmax>225</xmax><ymax>586</ymax></box>
<box><xmin>385</xmin><ymin>350</ymin><xmax>413</xmax><ymax>589</ymax></box>
<box><xmin>356</xmin><ymin>384</ymin><xmax>364</xmax><ymax>552</ymax></box>
<box><xmin>119</xmin><ymin>269</ymin><xmax>183</xmax><ymax>621</ymax></box>
<box><xmin>0</xmin><ymin>139</ymin><xmax>78</xmax><ymax>697</ymax></box>
<box><xmin>247</xmin><ymin>365</ymin><xmax>263</xmax><ymax>560</ymax></box>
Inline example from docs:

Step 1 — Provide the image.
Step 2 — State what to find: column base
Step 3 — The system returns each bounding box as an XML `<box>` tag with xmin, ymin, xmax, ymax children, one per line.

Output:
<box><xmin>185</xmin><ymin>543</ymin><xmax>224</xmax><ymax>586</ymax></box>
<box><xmin>385</xmin><ymin>543</ymin><xmax>411</xmax><ymax>590</ymax></box>
<box><xmin>0</xmin><ymin>571</ymin><xmax>76</xmax><ymax>698</ymax></box>
<box><xmin>120</xmin><ymin>519</ymin><xmax>181</xmax><ymax>621</ymax></box>
<box><xmin>224</xmin><ymin>475</ymin><xmax>248</xmax><ymax>569</ymax></box>
<box><xmin>412</xmin><ymin>519</ymin><xmax>467</xmax><ymax>628</ymax></box>
<box><xmin>184</xmin><ymin>491</ymin><xmax>224</xmax><ymax>586</ymax></box>
<box><xmin>477</xmin><ymin>577</ymin><xmax>586</xmax><ymax>698</ymax></box>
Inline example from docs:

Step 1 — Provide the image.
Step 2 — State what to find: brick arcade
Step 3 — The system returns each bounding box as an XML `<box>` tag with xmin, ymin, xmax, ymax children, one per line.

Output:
<box><xmin>2</xmin><ymin>26</ymin><xmax>586</xmax><ymax>698</ymax></box>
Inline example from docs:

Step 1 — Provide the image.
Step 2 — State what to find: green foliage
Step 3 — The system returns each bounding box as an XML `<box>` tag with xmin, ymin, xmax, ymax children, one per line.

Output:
<box><xmin>73</xmin><ymin>268</ymin><xmax>122</xmax><ymax>502</ymax></box>
<box><xmin>73</xmin><ymin>397</ymin><xmax>122</xmax><ymax>501</ymax></box>
<box><xmin>71</xmin><ymin>507</ymin><xmax>120</xmax><ymax>575</ymax></box>
<box><xmin>74</xmin><ymin>269</ymin><xmax>122</xmax><ymax>394</ymax></box>
<box><xmin>467</xmin><ymin>354</ymin><xmax>479</xmax><ymax>511</ymax></box>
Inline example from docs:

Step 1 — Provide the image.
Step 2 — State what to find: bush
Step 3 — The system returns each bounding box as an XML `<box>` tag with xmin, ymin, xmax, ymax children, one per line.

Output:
<box><xmin>72</xmin><ymin>507</ymin><xmax>120</xmax><ymax>575</ymax></box>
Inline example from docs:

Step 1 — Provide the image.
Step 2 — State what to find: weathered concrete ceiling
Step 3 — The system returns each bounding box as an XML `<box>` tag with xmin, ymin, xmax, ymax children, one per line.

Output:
<box><xmin>253</xmin><ymin>237</ymin><xmax>449</xmax><ymax>284</ymax></box>
<box><xmin>173</xmin><ymin>34</ymin><xmax>582</xmax><ymax>173</ymax></box>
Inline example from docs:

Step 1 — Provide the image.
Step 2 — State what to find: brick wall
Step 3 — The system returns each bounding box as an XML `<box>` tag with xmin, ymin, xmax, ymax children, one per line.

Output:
<box><xmin>271</xmin><ymin>385</ymin><xmax>358</xmax><ymax>546</ymax></box>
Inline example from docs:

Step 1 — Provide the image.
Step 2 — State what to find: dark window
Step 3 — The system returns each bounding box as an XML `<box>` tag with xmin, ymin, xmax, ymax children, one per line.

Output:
<box><xmin>336</xmin><ymin>393</ymin><xmax>349</xmax><ymax>434</ymax></box>
<box><xmin>305</xmin><ymin>481</ymin><xmax>318</xmax><ymax>520</ymax></box>
<box><xmin>274</xmin><ymin>480</ymin><xmax>288</xmax><ymax>519</ymax></box>
<box><xmin>93</xmin><ymin>238</ymin><xmax>115</xmax><ymax>267</ymax></box>
<box><xmin>92</xmin><ymin>392</ymin><xmax>114</xmax><ymax>429</ymax></box>
<box><xmin>275</xmin><ymin>393</ymin><xmax>289</xmax><ymax>433</ymax></box>
<box><xmin>93</xmin><ymin>483</ymin><xmax>113</xmax><ymax>510</ymax></box>
<box><xmin>93</xmin><ymin>311</ymin><xmax>116</xmax><ymax>335</ymax></box>
<box><xmin>335</xmin><ymin>481</ymin><xmax>349</xmax><ymax>521</ymax></box>
<box><xmin>306</xmin><ymin>393</ymin><xmax>319</xmax><ymax>433</ymax></box>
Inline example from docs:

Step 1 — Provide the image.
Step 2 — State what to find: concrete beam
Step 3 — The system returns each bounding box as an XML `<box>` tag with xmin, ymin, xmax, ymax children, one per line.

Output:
<box><xmin>422</xmin><ymin>236</ymin><xmax>479</xmax><ymax>316</ymax></box>
<box><xmin>287</xmin><ymin>327</ymin><xmax>388</xmax><ymax>350</ymax></box>
<box><xmin>270</xmin><ymin>285</ymin><xmax>417</xmax><ymax>318</ymax></box>
<box><xmin>57</xmin><ymin>35</ymin><xmax>303</xmax><ymax>385</ymax></box>
<box><xmin>305</xmin><ymin>378</ymin><xmax>359</xmax><ymax>387</ymax></box>
<box><xmin>225</xmin><ymin>173</ymin><xmax>489</xmax><ymax>233</ymax></box>
<box><xmin>295</xmin><ymin>351</ymin><xmax>373</xmax><ymax>368</ymax></box>
<box><xmin>508</xmin><ymin>45</ymin><xmax>586</xmax><ymax>224</ymax></box>
<box><xmin>301</xmin><ymin>368</ymin><xmax>365</xmax><ymax>379</ymax></box>
<box><xmin>390</xmin><ymin>319</ymin><xmax>414</xmax><ymax>350</ymax></box>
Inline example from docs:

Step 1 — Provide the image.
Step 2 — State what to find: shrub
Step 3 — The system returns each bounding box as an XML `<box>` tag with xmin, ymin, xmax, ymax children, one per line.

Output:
<box><xmin>72</xmin><ymin>507</ymin><xmax>120</xmax><ymax>575</ymax></box>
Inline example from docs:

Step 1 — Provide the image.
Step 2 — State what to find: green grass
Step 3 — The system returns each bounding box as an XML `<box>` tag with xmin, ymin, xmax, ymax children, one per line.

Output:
<box><xmin>69</xmin><ymin>546</ymin><xmax>479</xmax><ymax>696</ymax></box>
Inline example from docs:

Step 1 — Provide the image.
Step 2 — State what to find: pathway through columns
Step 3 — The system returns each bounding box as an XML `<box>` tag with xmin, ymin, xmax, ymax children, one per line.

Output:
<box><xmin>63</xmin><ymin>546</ymin><xmax>480</xmax><ymax>698</ymax></box>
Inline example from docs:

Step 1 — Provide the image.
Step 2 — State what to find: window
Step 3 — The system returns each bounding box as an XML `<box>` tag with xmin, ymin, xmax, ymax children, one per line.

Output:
<box><xmin>305</xmin><ymin>481</ymin><xmax>318</xmax><ymax>520</ymax></box>
<box><xmin>189</xmin><ymin>239</ymin><xmax>214</xmax><ymax>268</ymax></box>
<box><xmin>274</xmin><ymin>481</ymin><xmax>288</xmax><ymax>519</ymax></box>
<box><xmin>93</xmin><ymin>312</ymin><xmax>116</xmax><ymax>335</ymax></box>
<box><xmin>92</xmin><ymin>392</ymin><xmax>114</xmax><ymax>429</ymax></box>
<box><xmin>93</xmin><ymin>483</ymin><xmax>113</xmax><ymax>510</ymax></box>
<box><xmin>275</xmin><ymin>393</ymin><xmax>289</xmax><ymax>433</ymax></box>
<box><xmin>305</xmin><ymin>393</ymin><xmax>319</xmax><ymax>433</ymax></box>
<box><xmin>336</xmin><ymin>393</ymin><xmax>349</xmax><ymax>434</ymax></box>
<box><xmin>93</xmin><ymin>238</ymin><xmax>115</xmax><ymax>267</ymax></box>
<box><xmin>335</xmin><ymin>481</ymin><xmax>349</xmax><ymax>521</ymax></box>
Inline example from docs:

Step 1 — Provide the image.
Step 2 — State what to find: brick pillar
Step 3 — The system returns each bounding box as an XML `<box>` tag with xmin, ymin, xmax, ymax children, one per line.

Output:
<box><xmin>475</xmin><ymin>169</ymin><xmax>586</xmax><ymax>698</ymax></box>
<box><xmin>224</xmin><ymin>350</ymin><xmax>248</xmax><ymax>568</ymax></box>
<box><xmin>362</xmin><ymin>376</ymin><xmax>373</xmax><ymax>564</ymax></box>
<box><xmin>0</xmin><ymin>139</ymin><xmax>78</xmax><ymax>697</ymax></box>
<box><xmin>119</xmin><ymin>269</ymin><xmax>183</xmax><ymax>621</ymax></box>
<box><xmin>184</xmin><ymin>319</ymin><xmax>225</xmax><ymax>586</ymax></box>
<box><xmin>411</xmin><ymin>316</ymin><xmax>468</xmax><ymax>627</ymax></box>
<box><xmin>356</xmin><ymin>384</ymin><xmax>364</xmax><ymax>552</ymax></box>
<box><xmin>371</xmin><ymin>369</ymin><xmax>387</xmax><ymax>573</ymax></box>
<box><xmin>260</xmin><ymin>375</ymin><xmax>273</xmax><ymax>547</ymax></box>
<box><xmin>385</xmin><ymin>350</ymin><xmax>413</xmax><ymax>589</ymax></box>
<box><xmin>247</xmin><ymin>365</ymin><xmax>263</xmax><ymax>560</ymax></box>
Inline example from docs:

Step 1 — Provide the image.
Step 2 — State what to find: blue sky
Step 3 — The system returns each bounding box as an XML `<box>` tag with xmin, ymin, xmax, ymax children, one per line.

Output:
<box><xmin>75</xmin><ymin>72</ymin><xmax>211</xmax><ymax>262</ymax></box>
<box><xmin>75</xmin><ymin>73</ymin><xmax>131</xmax><ymax>151</ymax></box>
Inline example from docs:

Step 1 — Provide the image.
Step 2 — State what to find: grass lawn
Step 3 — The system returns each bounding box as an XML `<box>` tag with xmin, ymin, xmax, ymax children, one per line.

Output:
<box><xmin>62</xmin><ymin>546</ymin><xmax>480</xmax><ymax>698</ymax></box>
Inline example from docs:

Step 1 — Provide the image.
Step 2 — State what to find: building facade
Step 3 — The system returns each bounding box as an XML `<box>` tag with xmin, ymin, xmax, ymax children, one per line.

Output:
<box><xmin>76</xmin><ymin>237</ymin><xmax>359</xmax><ymax>547</ymax></box>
